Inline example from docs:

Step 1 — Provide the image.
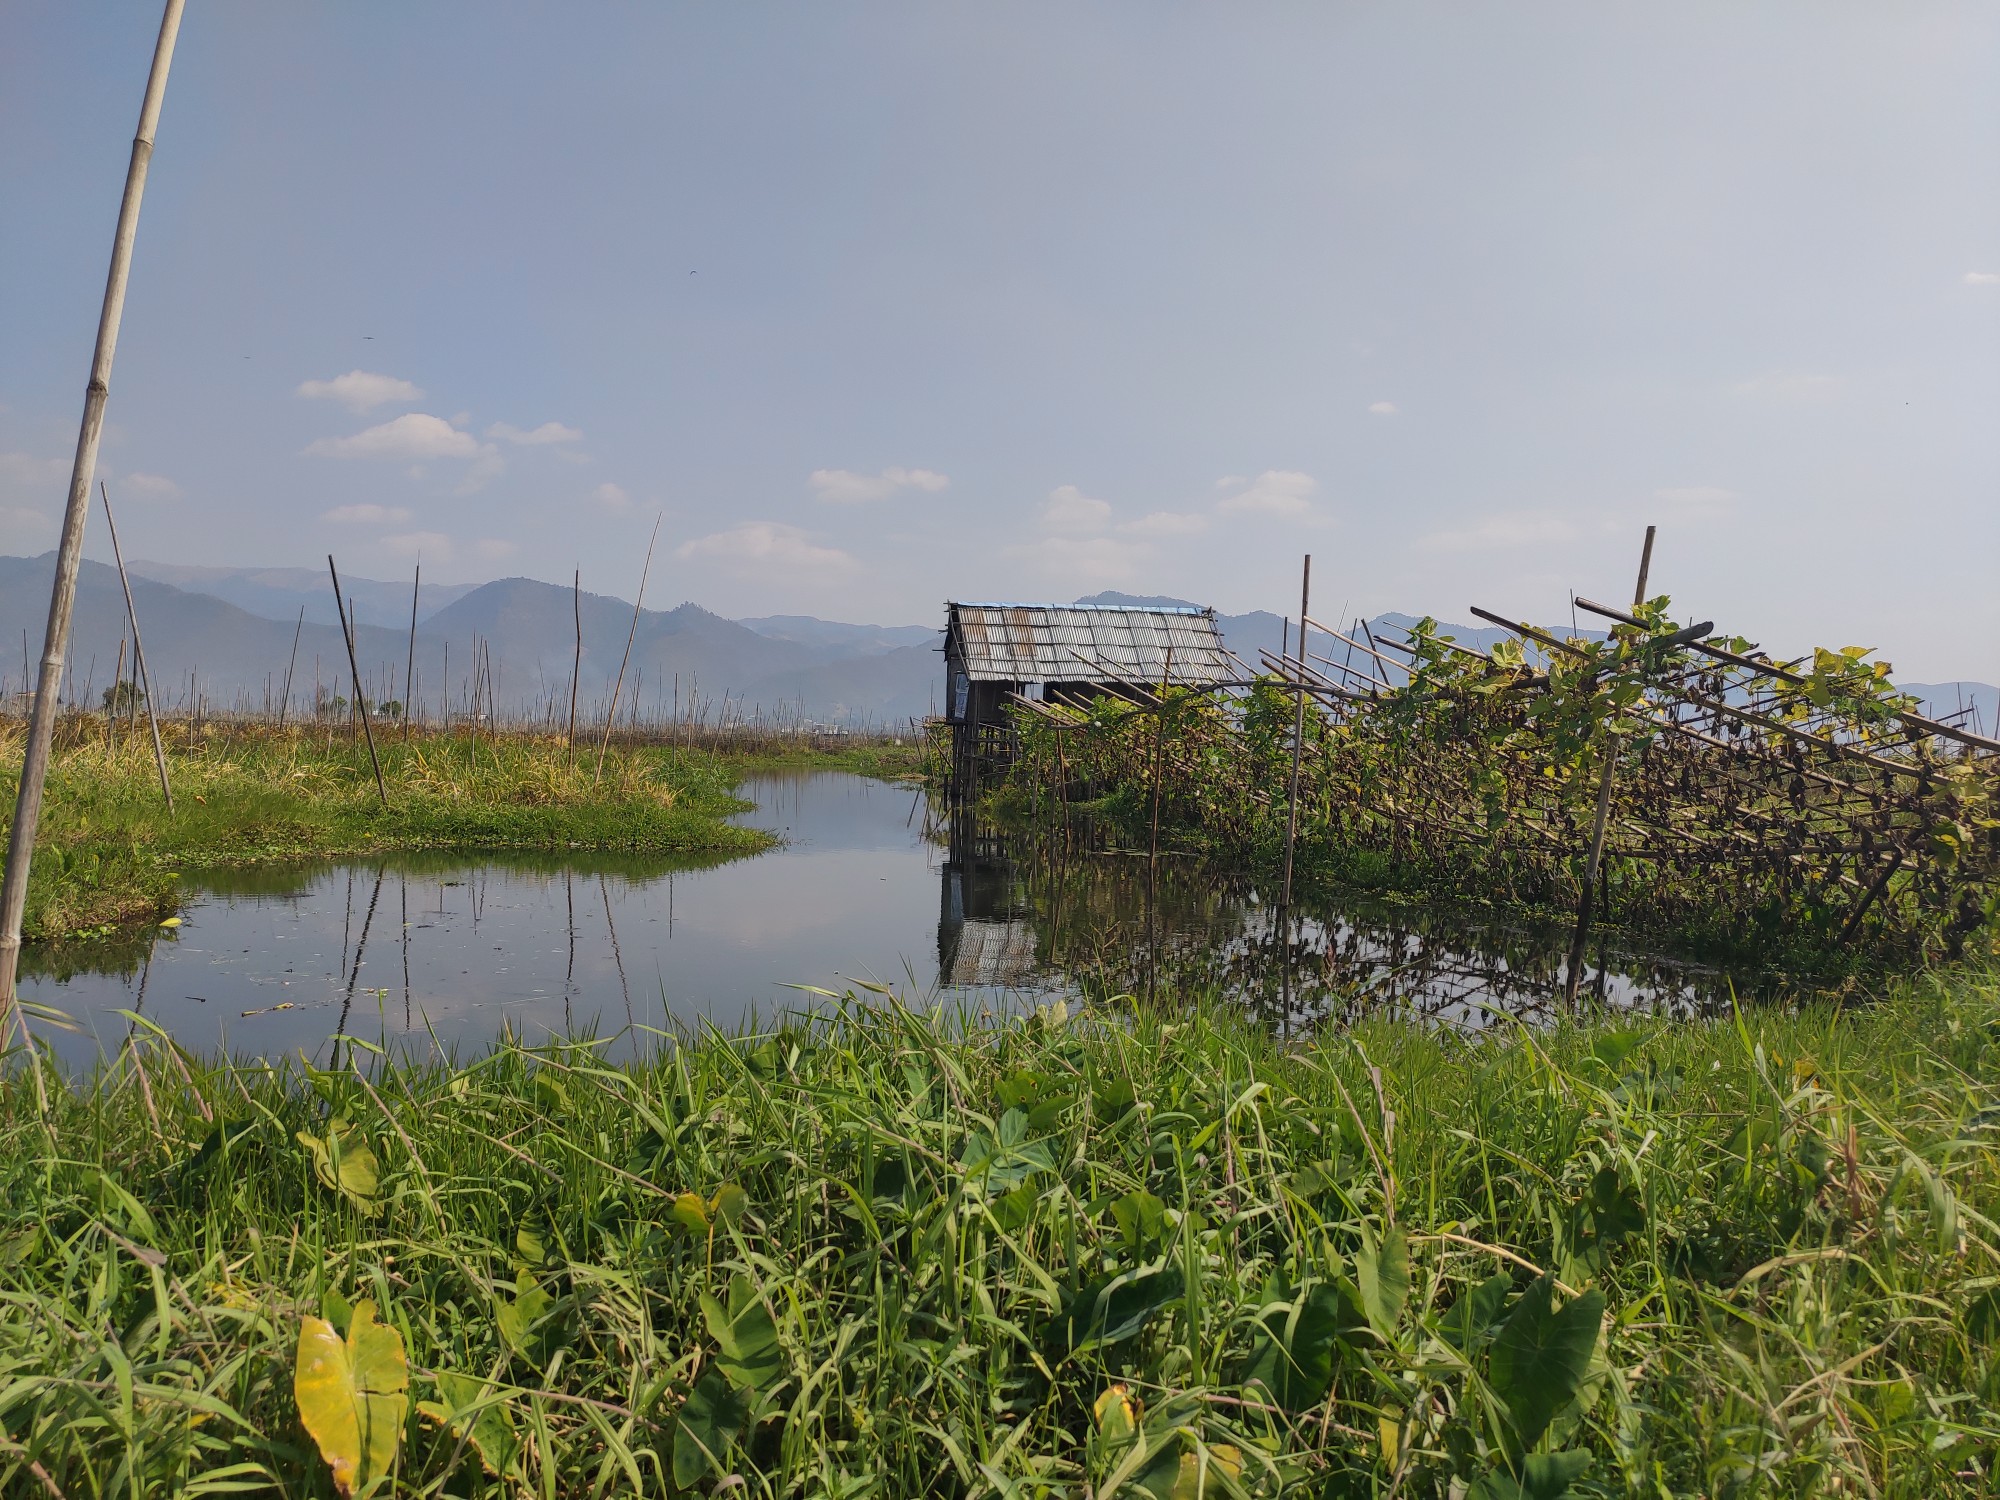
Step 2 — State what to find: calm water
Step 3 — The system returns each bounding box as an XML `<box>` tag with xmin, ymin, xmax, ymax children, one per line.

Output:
<box><xmin>19</xmin><ymin>771</ymin><xmax>1745</xmax><ymax>1066</ymax></box>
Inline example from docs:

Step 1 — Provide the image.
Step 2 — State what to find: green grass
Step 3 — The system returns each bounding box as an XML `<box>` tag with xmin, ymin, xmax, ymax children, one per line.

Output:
<box><xmin>4</xmin><ymin>967</ymin><xmax>2000</xmax><ymax>1495</ymax></box>
<box><xmin>0</xmin><ymin>723</ymin><xmax>922</xmax><ymax>943</ymax></box>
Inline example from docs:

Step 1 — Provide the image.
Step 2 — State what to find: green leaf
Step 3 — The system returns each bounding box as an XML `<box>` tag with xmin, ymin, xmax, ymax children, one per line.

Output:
<box><xmin>495</xmin><ymin>1272</ymin><xmax>556</xmax><ymax>1361</ymax></box>
<box><xmin>1440</xmin><ymin>1272</ymin><xmax>1513</xmax><ymax>1354</ymax></box>
<box><xmin>1243</xmin><ymin>1281</ymin><xmax>1356</xmax><ymax>1410</ymax></box>
<box><xmin>1487</xmin><ymin>1275</ymin><xmax>1604</xmax><ymax>1452</ymax></box>
<box><xmin>1110</xmin><ymin>1190</ymin><xmax>1168</xmax><ymax>1253</ymax></box>
<box><xmin>415</xmin><ymin>1372</ymin><xmax>520</xmax><ymax>1479</ymax></box>
<box><xmin>673</xmin><ymin>1364</ymin><xmax>746</xmax><ymax>1488</ymax></box>
<box><xmin>1067</xmin><ymin>1265</ymin><xmax>1186</xmax><ymax>1350</ymax></box>
<box><xmin>296</xmin><ymin>1118</ymin><xmax>380</xmax><ymax>1210</ymax></box>
<box><xmin>1356</xmin><ymin>1222</ymin><xmax>1409</xmax><ymax>1338</ymax></box>
<box><xmin>294</xmin><ymin>1298</ymin><xmax>408</xmax><ymax>1498</ymax></box>
<box><xmin>514</xmin><ymin>1225</ymin><xmax>546</xmax><ymax>1265</ymax></box>
<box><xmin>711</xmin><ymin>1183</ymin><xmax>749</xmax><ymax>1226</ymax></box>
<box><xmin>701</xmin><ymin>1273</ymin><xmax>784</xmax><ymax>1391</ymax></box>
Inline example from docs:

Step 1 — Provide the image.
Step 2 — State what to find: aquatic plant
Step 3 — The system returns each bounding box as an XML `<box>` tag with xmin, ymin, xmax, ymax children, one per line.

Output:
<box><xmin>2</xmin><ymin>966</ymin><xmax>1998</xmax><ymax>1494</ymax></box>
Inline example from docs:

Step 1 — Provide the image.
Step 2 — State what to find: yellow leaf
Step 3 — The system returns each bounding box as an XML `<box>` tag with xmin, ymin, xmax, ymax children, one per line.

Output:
<box><xmin>1171</xmin><ymin>1443</ymin><xmax>1244</xmax><ymax>1499</ymax></box>
<box><xmin>158</xmin><ymin>916</ymin><xmax>183</xmax><ymax>929</ymax></box>
<box><xmin>295</xmin><ymin>1298</ymin><xmax>409</xmax><ymax>1497</ymax></box>
<box><xmin>1378</xmin><ymin>1408</ymin><xmax>1402</xmax><ymax>1469</ymax></box>
<box><xmin>1092</xmin><ymin>1383</ymin><xmax>1138</xmax><ymax>1442</ymax></box>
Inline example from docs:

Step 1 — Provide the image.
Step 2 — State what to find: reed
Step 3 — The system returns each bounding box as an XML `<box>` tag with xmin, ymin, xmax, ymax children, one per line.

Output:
<box><xmin>3</xmin><ymin>965</ymin><xmax>1997</xmax><ymax>1495</ymax></box>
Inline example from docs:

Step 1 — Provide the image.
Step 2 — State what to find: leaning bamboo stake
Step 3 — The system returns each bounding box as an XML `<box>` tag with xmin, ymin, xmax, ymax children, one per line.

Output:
<box><xmin>99</xmin><ymin>483</ymin><xmax>173</xmax><ymax>809</ymax></box>
<box><xmin>1563</xmin><ymin>524</ymin><xmax>1656</xmax><ymax>1005</ymax></box>
<box><xmin>403</xmin><ymin>562</ymin><xmax>420</xmax><ymax>741</ymax></box>
<box><xmin>328</xmin><ymin>556</ymin><xmax>388</xmax><ymax>806</ymax></box>
<box><xmin>567</xmin><ymin>568</ymin><xmax>582</xmax><ymax>763</ymax></box>
<box><xmin>0</xmin><ymin>0</ymin><xmax>183</xmax><ymax>1052</ymax></box>
<box><xmin>276</xmin><ymin>605</ymin><xmax>304</xmax><ymax>730</ymax></box>
<box><xmin>595</xmin><ymin>517</ymin><xmax>661</xmax><ymax>785</ymax></box>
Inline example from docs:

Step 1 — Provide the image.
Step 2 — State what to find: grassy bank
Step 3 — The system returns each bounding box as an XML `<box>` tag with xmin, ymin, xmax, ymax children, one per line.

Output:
<box><xmin>4</xmin><ymin>968</ymin><xmax>1999</xmax><ymax>1495</ymax></box>
<box><xmin>0</xmin><ymin>722</ymin><xmax>789</xmax><ymax>941</ymax></box>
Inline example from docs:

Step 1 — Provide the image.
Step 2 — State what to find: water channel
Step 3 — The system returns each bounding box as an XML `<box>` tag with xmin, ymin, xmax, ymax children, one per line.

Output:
<box><xmin>19</xmin><ymin>771</ymin><xmax>1748</xmax><ymax>1067</ymax></box>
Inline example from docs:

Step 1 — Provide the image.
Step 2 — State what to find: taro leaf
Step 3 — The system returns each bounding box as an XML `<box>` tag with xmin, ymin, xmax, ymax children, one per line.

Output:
<box><xmin>1968</xmin><ymin>1286</ymin><xmax>2000</xmax><ymax>1343</ymax></box>
<box><xmin>321</xmin><ymin>1287</ymin><xmax>355</xmax><ymax>1337</ymax></box>
<box><xmin>1164</xmin><ymin>1443</ymin><xmax>1243</xmax><ymax>1500</ymax></box>
<box><xmin>673</xmin><ymin>1364</ymin><xmax>746</xmax><ymax>1489</ymax></box>
<box><xmin>1586</xmin><ymin>1031</ymin><xmax>1642</xmax><ymax>1074</ymax></box>
<box><xmin>1586</xmin><ymin>1167</ymin><xmax>1644</xmax><ymax>1249</ymax></box>
<box><xmin>297</xmin><ymin>1117</ymin><xmax>380</xmax><ymax>1210</ymax></box>
<box><xmin>495</xmin><ymin>1272</ymin><xmax>556</xmax><ymax>1360</ymax></box>
<box><xmin>992</xmin><ymin>1183</ymin><xmax>1041</xmax><ymax>1233</ymax></box>
<box><xmin>415</xmin><ymin>1372</ymin><xmax>520</xmax><ymax>1479</ymax></box>
<box><xmin>1243</xmin><ymin>1282</ymin><xmax>1354</xmax><ymax>1410</ymax></box>
<box><xmin>294</xmin><ymin>1298</ymin><xmax>409</xmax><ymax>1498</ymax></box>
<box><xmin>1093</xmin><ymin>1383</ymin><xmax>1139</xmax><ymax>1444</ymax></box>
<box><xmin>1094</xmin><ymin>1077</ymin><xmax>1137</xmax><ymax>1125</ymax></box>
<box><xmin>1356</xmin><ymin>1223</ymin><xmax>1409</xmax><ymax>1339</ymax></box>
<box><xmin>1466</xmin><ymin>1450</ymin><xmax>1592</xmax><ymax>1500</ymax></box>
<box><xmin>959</xmin><ymin>1110</ymin><xmax>1056</xmax><ymax>1193</ymax></box>
<box><xmin>1440</xmin><ymin>1272</ymin><xmax>1514</xmax><ymax>1354</ymax></box>
<box><xmin>1111</xmin><ymin>1190</ymin><xmax>1168</xmax><ymax>1254</ymax></box>
<box><xmin>1487</xmin><ymin>1275</ymin><xmax>1605</xmax><ymax>1452</ymax></box>
<box><xmin>183</xmin><ymin>1118</ymin><xmax>257</xmax><ymax>1180</ymax></box>
<box><xmin>1069</xmin><ymin>1265</ymin><xmax>1185</xmax><ymax>1350</ymax></box>
<box><xmin>701</xmin><ymin>1273</ymin><xmax>784</xmax><ymax>1391</ymax></box>
<box><xmin>514</xmin><ymin>1225</ymin><xmax>547</xmax><ymax>1266</ymax></box>
<box><xmin>671</xmin><ymin>1191</ymin><xmax>712</xmax><ymax>1233</ymax></box>
<box><xmin>712</xmin><ymin>1183</ymin><xmax>749</xmax><ymax>1226</ymax></box>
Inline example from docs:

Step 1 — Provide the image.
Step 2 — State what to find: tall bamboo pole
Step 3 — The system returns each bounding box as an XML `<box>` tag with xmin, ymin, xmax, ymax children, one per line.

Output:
<box><xmin>328</xmin><ymin>557</ymin><xmax>389</xmax><ymax>805</ymax></box>
<box><xmin>567</xmin><ymin>569</ymin><xmax>582</xmax><ymax>763</ymax></box>
<box><xmin>0</xmin><ymin>0</ymin><xmax>185</xmax><ymax>1012</ymax></box>
<box><xmin>403</xmin><ymin>562</ymin><xmax>420</xmax><ymax>741</ymax></box>
<box><xmin>595</xmin><ymin>517</ymin><xmax>661</xmax><ymax>785</ymax></box>
<box><xmin>276</xmin><ymin>605</ymin><xmax>304</xmax><ymax>730</ymax></box>
<box><xmin>99</xmin><ymin>483</ymin><xmax>173</xmax><ymax>807</ymax></box>
<box><xmin>1562</xmin><ymin>524</ymin><xmax>1656</xmax><ymax>1005</ymax></box>
<box><xmin>1278</xmin><ymin>555</ymin><xmax>1311</xmax><ymax>1020</ymax></box>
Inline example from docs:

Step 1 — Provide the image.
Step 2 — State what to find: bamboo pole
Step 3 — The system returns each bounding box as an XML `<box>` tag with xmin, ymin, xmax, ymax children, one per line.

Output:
<box><xmin>108</xmin><ymin>636</ymin><xmax>126</xmax><ymax>753</ymax></box>
<box><xmin>98</xmin><ymin>483</ymin><xmax>173</xmax><ymax>807</ymax></box>
<box><xmin>276</xmin><ymin>606</ymin><xmax>304</xmax><ymax>730</ymax></box>
<box><xmin>0</xmin><ymin>0</ymin><xmax>184</xmax><ymax>1023</ymax></box>
<box><xmin>595</xmin><ymin>517</ymin><xmax>661</xmax><ymax>785</ymax></box>
<box><xmin>328</xmin><ymin>556</ymin><xmax>388</xmax><ymax>805</ymax></box>
<box><xmin>1279</xmin><ymin>556</ymin><xmax>1310</xmax><ymax>1021</ymax></box>
<box><xmin>404</xmin><ymin>562</ymin><xmax>420</xmax><ymax>741</ymax></box>
<box><xmin>567</xmin><ymin>568</ymin><xmax>582</xmax><ymax>761</ymax></box>
<box><xmin>1562</xmin><ymin>524</ymin><xmax>1655</xmax><ymax>1005</ymax></box>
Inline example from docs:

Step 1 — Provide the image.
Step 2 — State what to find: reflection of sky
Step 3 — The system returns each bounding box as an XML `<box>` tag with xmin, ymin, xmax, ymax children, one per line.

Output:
<box><xmin>22</xmin><ymin>770</ymin><xmax>1752</xmax><ymax>1070</ymax></box>
<box><xmin>23</xmin><ymin>773</ymin><xmax>1060</xmax><ymax>1069</ymax></box>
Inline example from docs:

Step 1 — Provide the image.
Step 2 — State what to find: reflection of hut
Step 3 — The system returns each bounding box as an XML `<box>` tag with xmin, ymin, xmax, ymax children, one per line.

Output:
<box><xmin>937</xmin><ymin>819</ymin><xmax>1043</xmax><ymax>987</ymax></box>
<box><xmin>942</xmin><ymin>603</ymin><xmax>1235</xmax><ymax>781</ymax></box>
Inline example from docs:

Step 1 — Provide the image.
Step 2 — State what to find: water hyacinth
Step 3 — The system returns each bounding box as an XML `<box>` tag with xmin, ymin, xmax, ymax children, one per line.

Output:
<box><xmin>1</xmin><ymin>968</ymin><xmax>1998</xmax><ymax>1495</ymax></box>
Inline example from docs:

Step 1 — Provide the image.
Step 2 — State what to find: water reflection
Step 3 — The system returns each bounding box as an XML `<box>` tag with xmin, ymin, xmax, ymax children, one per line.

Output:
<box><xmin>21</xmin><ymin>771</ymin><xmax>1756</xmax><ymax>1067</ymax></box>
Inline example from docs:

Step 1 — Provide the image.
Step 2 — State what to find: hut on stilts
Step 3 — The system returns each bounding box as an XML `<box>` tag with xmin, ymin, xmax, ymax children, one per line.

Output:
<box><xmin>940</xmin><ymin>602</ymin><xmax>1236</xmax><ymax>790</ymax></box>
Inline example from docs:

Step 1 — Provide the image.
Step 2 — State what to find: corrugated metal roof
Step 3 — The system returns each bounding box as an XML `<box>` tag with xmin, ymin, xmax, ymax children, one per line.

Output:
<box><xmin>946</xmin><ymin>603</ymin><xmax>1235</xmax><ymax>685</ymax></box>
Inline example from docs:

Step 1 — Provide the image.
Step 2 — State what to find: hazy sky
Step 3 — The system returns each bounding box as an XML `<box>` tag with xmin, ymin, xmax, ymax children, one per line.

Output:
<box><xmin>3</xmin><ymin>4</ymin><xmax>1995</xmax><ymax>678</ymax></box>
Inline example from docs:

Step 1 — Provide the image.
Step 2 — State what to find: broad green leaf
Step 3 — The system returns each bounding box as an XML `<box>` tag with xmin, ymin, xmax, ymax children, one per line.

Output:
<box><xmin>701</xmin><ymin>1273</ymin><xmax>784</xmax><ymax>1391</ymax></box>
<box><xmin>1356</xmin><ymin>1222</ymin><xmax>1409</xmax><ymax>1338</ymax></box>
<box><xmin>1487</xmin><ymin>1276</ymin><xmax>1604</xmax><ymax>1451</ymax></box>
<box><xmin>514</xmin><ymin>1225</ymin><xmax>546</xmax><ymax>1265</ymax></box>
<box><xmin>294</xmin><ymin>1298</ymin><xmax>408</xmax><ymax>1498</ymax></box>
<box><xmin>671</xmin><ymin>1191</ymin><xmax>711</xmax><ymax>1232</ymax></box>
<box><xmin>495</xmin><ymin>1272</ymin><xmax>556</xmax><ymax>1360</ymax></box>
<box><xmin>1243</xmin><ymin>1282</ymin><xmax>1356</xmax><ymax>1410</ymax></box>
<box><xmin>415</xmin><ymin>1372</ymin><xmax>520</xmax><ymax>1479</ymax></box>
<box><xmin>673</xmin><ymin>1364</ymin><xmax>745</xmax><ymax>1488</ymax></box>
<box><xmin>1110</xmin><ymin>1189</ymin><xmax>1167</xmax><ymax>1253</ymax></box>
<box><xmin>711</xmin><ymin>1183</ymin><xmax>749</xmax><ymax>1226</ymax></box>
<box><xmin>1440</xmin><ymin>1272</ymin><xmax>1513</xmax><ymax>1354</ymax></box>
<box><xmin>296</xmin><ymin>1118</ymin><xmax>380</xmax><ymax>1209</ymax></box>
<box><xmin>1068</xmin><ymin>1265</ymin><xmax>1185</xmax><ymax>1350</ymax></box>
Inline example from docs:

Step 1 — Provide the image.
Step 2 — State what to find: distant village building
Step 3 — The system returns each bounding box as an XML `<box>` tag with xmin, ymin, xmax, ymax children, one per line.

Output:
<box><xmin>940</xmin><ymin>601</ymin><xmax>1236</xmax><ymax>781</ymax></box>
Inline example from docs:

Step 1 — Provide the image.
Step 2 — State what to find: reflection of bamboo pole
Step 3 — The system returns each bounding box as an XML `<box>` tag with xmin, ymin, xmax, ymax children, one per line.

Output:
<box><xmin>1563</xmin><ymin>525</ymin><xmax>1656</xmax><ymax>1005</ymax></box>
<box><xmin>100</xmin><ymin>483</ymin><xmax>173</xmax><ymax>808</ymax></box>
<box><xmin>328</xmin><ymin>556</ymin><xmax>388</xmax><ymax>805</ymax></box>
<box><xmin>1279</xmin><ymin>556</ymin><xmax>1311</xmax><ymax>1019</ymax></box>
<box><xmin>596</xmin><ymin>517</ymin><xmax>660</xmax><ymax>785</ymax></box>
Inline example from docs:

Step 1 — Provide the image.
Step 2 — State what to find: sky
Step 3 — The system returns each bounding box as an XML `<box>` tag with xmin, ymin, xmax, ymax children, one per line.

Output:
<box><xmin>2</xmin><ymin>3</ymin><xmax>1996</xmax><ymax>680</ymax></box>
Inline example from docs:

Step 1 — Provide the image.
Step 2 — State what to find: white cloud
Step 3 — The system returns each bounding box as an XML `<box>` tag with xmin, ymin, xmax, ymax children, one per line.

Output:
<box><xmin>0</xmin><ymin>451</ymin><xmax>68</xmax><ymax>495</ymax></box>
<box><xmin>591</xmin><ymin>482</ymin><xmax>632</xmax><ymax>510</ymax></box>
<box><xmin>453</xmin><ymin>448</ymin><xmax>507</xmax><ymax>495</ymax></box>
<box><xmin>307</xmin><ymin>412</ymin><xmax>482</xmax><ymax>461</ymax></box>
<box><xmin>1042</xmin><ymin>484</ymin><xmax>1113</xmax><ymax>534</ymax></box>
<box><xmin>1650</xmin><ymin>485</ymin><xmax>1735</xmax><ymax>515</ymax></box>
<box><xmin>119</xmin><ymin>472</ymin><xmax>183</xmax><ymax>501</ymax></box>
<box><xmin>382</xmin><ymin>530</ymin><xmax>452</xmax><ymax>560</ymax></box>
<box><xmin>487</xmin><ymin>421</ymin><xmax>583</xmax><ymax>446</ymax></box>
<box><xmin>1005</xmin><ymin>534</ymin><xmax>1146</xmax><ymax>588</ymax></box>
<box><xmin>1728</xmin><ymin>371</ymin><xmax>1842</xmax><ymax>404</ymax></box>
<box><xmin>322</xmin><ymin>503</ymin><xmax>413</xmax><ymax>524</ymax></box>
<box><xmin>1964</xmin><ymin>271</ymin><xmax>2000</xmax><ymax>286</ymax></box>
<box><xmin>1216</xmin><ymin>470</ymin><xmax>1316</xmax><ymax>517</ymax></box>
<box><xmin>1419</xmin><ymin>510</ymin><xmax>1578</xmax><ymax>552</ymax></box>
<box><xmin>473</xmin><ymin>538</ymin><xmax>518</xmax><ymax>562</ymax></box>
<box><xmin>809</xmin><ymin>466</ymin><xmax>950</xmax><ymax>504</ymax></box>
<box><xmin>297</xmin><ymin>370</ymin><xmax>424</xmax><ymax>412</ymax></box>
<box><xmin>0</xmin><ymin>505</ymin><xmax>53</xmax><ymax>545</ymax></box>
<box><xmin>1367</xmin><ymin>401</ymin><xmax>1399</xmax><ymax>416</ymax></box>
<box><xmin>675</xmin><ymin>521</ymin><xmax>857</xmax><ymax>573</ymax></box>
<box><xmin>1119</xmin><ymin>510</ymin><xmax>1209</xmax><ymax>538</ymax></box>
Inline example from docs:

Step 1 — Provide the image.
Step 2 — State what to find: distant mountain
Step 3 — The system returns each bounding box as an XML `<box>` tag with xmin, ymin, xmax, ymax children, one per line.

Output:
<box><xmin>124</xmin><ymin>561</ymin><xmax>476</xmax><ymax>630</ymax></box>
<box><xmin>735</xmin><ymin>614</ymin><xmax>937</xmax><ymax>658</ymax></box>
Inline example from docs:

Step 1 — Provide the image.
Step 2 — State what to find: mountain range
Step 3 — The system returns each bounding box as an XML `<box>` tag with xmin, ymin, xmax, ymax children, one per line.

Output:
<box><xmin>2</xmin><ymin>556</ymin><xmax>1992</xmax><ymax>736</ymax></box>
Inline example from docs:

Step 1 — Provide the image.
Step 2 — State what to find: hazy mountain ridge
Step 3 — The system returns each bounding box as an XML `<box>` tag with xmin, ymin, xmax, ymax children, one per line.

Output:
<box><xmin>4</xmin><ymin>558</ymin><xmax>1992</xmax><ymax>733</ymax></box>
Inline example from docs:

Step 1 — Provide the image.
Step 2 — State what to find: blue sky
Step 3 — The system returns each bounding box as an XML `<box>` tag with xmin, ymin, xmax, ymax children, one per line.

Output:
<box><xmin>2</xmin><ymin>3</ymin><xmax>1996</xmax><ymax>678</ymax></box>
